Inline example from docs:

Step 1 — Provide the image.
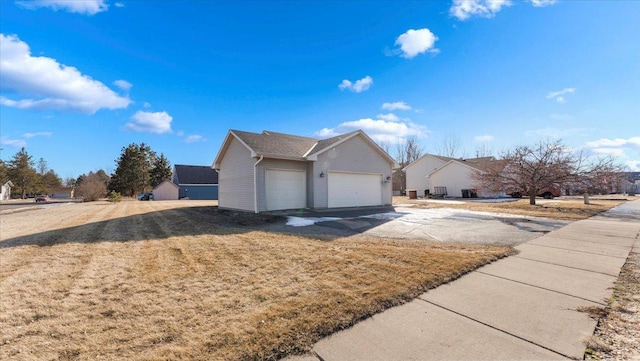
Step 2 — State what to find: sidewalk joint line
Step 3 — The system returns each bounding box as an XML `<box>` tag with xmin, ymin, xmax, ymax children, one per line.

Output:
<box><xmin>475</xmin><ymin>271</ymin><xmax>607</xmax><ymax>306</ymax></box>
<box><xmin>548</xmin><ymin>234</ymin><xmax>635</xmax><ymax>246</ymax></box>
<box><xmin>523</xmin><ymin>243</ymin><xmax>629</xmax><ymax>259</ymax></box>
<box><xmin>417</xmin><ymin>298</ymin><xmax>575</xmax><ymax>360</ymax></box>
<box><xmin>513</xmin><ymin>256</ymin><xmax>618</xmax><ymax>277</ymax></box>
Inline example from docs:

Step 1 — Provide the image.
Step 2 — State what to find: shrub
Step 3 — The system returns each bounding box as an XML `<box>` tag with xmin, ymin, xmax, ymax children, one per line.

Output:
<box><xmin>107</xmin><ymin>191</ymin><xmax>122</xmax><ymax>203</ymax></box>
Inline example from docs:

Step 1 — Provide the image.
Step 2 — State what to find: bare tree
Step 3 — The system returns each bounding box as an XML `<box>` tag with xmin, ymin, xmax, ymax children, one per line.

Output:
<box><xmin>474</xmin><ymin>143</ymin><xmax>493</xmax><ymax>158</ymax></box>
<box><xmin>393</xmin><ymin>136</ymin><xmax>423</xmax><ymax>192</ymax></box>
<box><xmin>472</xmin><ymin>139</ymin><xmax>622</xmax><ymax>205</ymax></box>
<box><xmin>76</xmin><ymin>171</ymin><xmax>108</xmax><ymax>202</ymax></box>
<box><xmin>436</xmin><ymin>134</ymin><xmax>465</xmax><ymax>158</ymax></box>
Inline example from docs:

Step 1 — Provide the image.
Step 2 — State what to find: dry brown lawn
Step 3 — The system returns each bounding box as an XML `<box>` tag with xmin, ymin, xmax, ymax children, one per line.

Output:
<box><xmin>394</xmin><ymin>196</ymin><xmax>626</xmax><ymax>220</ymax></box>
<box><xmin>585</xmin><ymin>243</ymin><xmax>640</xmax><ymax>360</ymax></box>
<box><xmin>0</xmin><ymin>200</ymin><xmax>511</xmax><ymax>360</ymax></box>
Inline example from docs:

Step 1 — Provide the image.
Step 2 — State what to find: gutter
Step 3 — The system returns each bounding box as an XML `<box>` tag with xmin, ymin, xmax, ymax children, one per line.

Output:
<box><xmin>253</xmin><ymin>155</ymin><xmax>264</xmax><ymax>213</ymax></box>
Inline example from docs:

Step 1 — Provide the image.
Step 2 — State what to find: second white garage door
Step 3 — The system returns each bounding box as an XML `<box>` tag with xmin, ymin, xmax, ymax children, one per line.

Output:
<box><xmin>328</xmin><ymin>172</ymin><xmax>382</xmax><ymax>208</ymax></box>
<box><xmin>265</xmin><ymin>169</ymin><xmax>306</xmax><ymax>211</ymax></box>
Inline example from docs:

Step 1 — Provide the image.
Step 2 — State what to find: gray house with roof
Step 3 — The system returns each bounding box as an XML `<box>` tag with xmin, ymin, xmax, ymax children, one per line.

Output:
<box><xmin>212</xmin><ymin>129</ymin><xmax>398</xmax><ymax>213</ymax></box>
<box><xmin>171</xmin><ymin>164</ymin><xmax>219</xmax><ymax>200</ymax></box>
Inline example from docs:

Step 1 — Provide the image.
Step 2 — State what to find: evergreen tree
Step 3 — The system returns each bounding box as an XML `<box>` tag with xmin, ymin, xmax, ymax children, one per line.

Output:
<box><xmin>108</xmin><ymin>143</ymin><xmax>155</xmax><ymax>196</ymax></box>
<box><xmin>149</xmin><ymin>153</ymin><xmax>172</xmax><ymax>187</ymax></box>
<box><xmin>7</xmin><ymin>147</ymin><xmax>38</xmax><ymax>198</ymax></box>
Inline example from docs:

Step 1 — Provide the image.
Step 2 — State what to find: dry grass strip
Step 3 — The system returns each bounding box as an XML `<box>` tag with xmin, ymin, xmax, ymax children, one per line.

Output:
<box><xmin>585</xmin><ymin>241</ymin><xmax>640</xmax><ymax>360</ymax></box>
<box><xmin>0</xmin><ymin>201</ymin><xmax>512</xmax><ymax>360</ymax></box>
<box><xmin>396</xmin><ymin>197</ymin><xmax>625</xmax><ymax>220</ymax></box>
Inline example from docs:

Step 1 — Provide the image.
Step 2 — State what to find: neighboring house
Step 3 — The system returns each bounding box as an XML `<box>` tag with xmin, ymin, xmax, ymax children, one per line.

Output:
<box><xmin>0</xmin><ymin>181</ymin><xmax>14</xmax><ymax>200</ymax></box>
<box><xmin>404</xmin><ymin>155</ymin><xmax>498</xmax><ymax>198</ymax></box>
<box><xmin>212</xmin><ymin>129</ymin><xmax>398</xmax><ymax>213</ymax></box>
<box><xmin>153</xmin><ymin>180</ymin><xmax>179</xmax><ymax>200</ymax></box>
<box><xmin>403</xmin><ymin>154</ymin><xmax>454</xmax><ymax>196</ymax></box>
<box><xmin>171</xmin><ymin>164</ymin><xmax>219</xmax><ymax>200</ymax></box>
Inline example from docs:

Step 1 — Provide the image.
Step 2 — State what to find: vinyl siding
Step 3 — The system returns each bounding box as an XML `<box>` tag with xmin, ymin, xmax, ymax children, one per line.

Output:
<box><xmin>218</xmin><ymin>137</ymin><xmax>255</xmax><ymax>211</ymax></box>
<box><xmin>178</xmin><ymin>185</ymin><xmax>218</xmax><ymax>200</ymax></box>
<box><xmin>429</xmin><ymin>162</ymin><xmax>477</xmax><ymax>198</ymax></box>
<box><xmin>256</xmin><ymin>159</ymin><xmax>310</xmax><ymax>212</ymax></box>
<box><xmin>405</xmin><ymin>156</ymin><xmax>448</xmax><ymax>194</ymax></box>
<box><xmin>313</xmin><ymin>135</ymin><xmax>393</xmax><ymax>208</ymax></box>
<box><xmin>152</xmin><ymin>181</ymin><xmax>179</xmax><ymax>200</ymax></box>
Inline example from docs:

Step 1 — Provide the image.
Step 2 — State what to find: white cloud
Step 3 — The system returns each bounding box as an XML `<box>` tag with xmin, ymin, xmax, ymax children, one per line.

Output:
<box><xmin>450</xmin><ymin>0</ymin><xmax>513</xmax><ymax>20</ymax></box>
<box><xmin>0</xmin><ymin>137</ymin><xmax>27</xmax><ymax>148</ymax></box>
<box><xmin>377</xmin><ymin>113</ymin><xmax>400</xmax><ymax>122</ymax></box>
<box><xmin>528</xmin><ymin>0</ymin><xmax>557</xmax><ymax>7</ymax></box>
<box><xmin>23</xmin><ymin>131</ymin><xmax>52</xmax><ymax>138</ymax></box>
<box><xmin>142</xmin><ymin>102</ymin><xmax>151</xmax><ymax>108</ymax></box>
<box><xmin>338</xmin><ymin>76</ymin><xmax>373</xmax><ymax>93</ymax></box>
<box><xmin>546</xmin><ymin>87</ymin><xmax>576</xmax><ymax>103</ymax></box>
<box><xmin>0</xmin><ymin>34</ymin><xmax>131</xmax><ymax>113</ymax></box>
<box><xmin>474</xmin><ymin>134</ymin><xmax>494</xmax><ymax>142</ymax></box>
<box><xmin>589</xmin><ymin>148</ymin><xmax>625</xmax><ymax>156</ymax></box>
<box><xmin>124</xmin><ymin>111</ymin><xmax>173</xmax><ymax>134</ymax></box>
<box><xmin>316</xmin><ymin>117</ymin><xmax>427</xmax><ymax>145</ymax></box>
<box><xmin>394</xmin><ymin>28</ymin><xmax>438</xmax><ymax>59</ymax></box>
<box><xmin>583</xmin><ymin>137</ymin><xmax>640</xmax><ymax>171</ymax></box>
<box><xmin>625</xmin><ymin>160</ymin><xmax>640</xmax><ymax>172</ymax></box>
<box><xmin>16</xmin><ymin>0</ymin><xmax>108</xmax><ymax>15</ymax></box>
<box><xmin>585</xmin><ymin>137</ymin><xmax>640</xmax><ymax>149</ymax></box>
<box><xmin>185</xmin><ymin>135</ymin><xmax>206</xmax><ymax>143</ymax></box>
<box><xmin>114</xmin><ymin>2</ymin><xmax>125</xmax><ymax>8</ymax></box>
<box><xmin>381</xmin><ymin>101</ymin><xmax>412</xmax><ymax>111</ymax></box>
<box><xmin>113</xmin><ymin>79</ymin><xmax>132</xmax><ymax>91</ymax></box>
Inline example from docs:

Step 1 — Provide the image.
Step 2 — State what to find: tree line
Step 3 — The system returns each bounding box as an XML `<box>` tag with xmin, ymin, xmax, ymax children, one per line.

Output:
<box><xmin>0</xmin><ymin>148</ymin><xmax>64</xmax><ymax>198</ymax></box>
<box><xmin>0</xmin><ymin>143</ymin><xmax>172</xmax><ymax>201</ymax></box>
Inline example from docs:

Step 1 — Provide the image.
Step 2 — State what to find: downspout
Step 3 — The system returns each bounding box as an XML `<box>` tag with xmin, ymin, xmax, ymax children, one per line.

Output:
<box><xmin>253</xmin><ymin>155</ymin><xmax>264</xmax><ymax>213</ymax></box>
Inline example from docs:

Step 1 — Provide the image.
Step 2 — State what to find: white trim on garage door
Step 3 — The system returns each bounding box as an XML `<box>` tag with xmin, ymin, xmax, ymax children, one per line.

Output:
<box><xmin>328</xmin><ymin>171</ymin><xmax>382</xmax><ymax>208</ymax></box>
<box><xmin>265</xmin><ymin>169</ymin><xmax>306</xmax><ymax>211</ymax></box>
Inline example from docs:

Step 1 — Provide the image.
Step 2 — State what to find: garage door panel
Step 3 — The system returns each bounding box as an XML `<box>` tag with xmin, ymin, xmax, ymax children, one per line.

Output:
<box><xmin>266</xmin><ymin>170</ymin><xmax>306</xmax><ymax>211</ymax></box>
<box><xmin>328</xmin><ymin>172</ymin><xmax>382</xmax><ymax>208</ymax></box>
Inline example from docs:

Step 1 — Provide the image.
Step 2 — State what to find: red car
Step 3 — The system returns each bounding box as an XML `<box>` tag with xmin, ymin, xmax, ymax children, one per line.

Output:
<box><xmin>509</xmin><ymin>188</ymin><xmax>561</xmax><ymax>199</ymax></box>
<box><xmin>35</xmin><ymin>195</ymin><xmax>50</xmax><ymax>202</ymax></box>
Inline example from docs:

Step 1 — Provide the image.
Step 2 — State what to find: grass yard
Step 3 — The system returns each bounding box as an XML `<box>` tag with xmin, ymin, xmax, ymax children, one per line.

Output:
<box><xmin>395</xmin><ymin>196</ymin><xmax>627</xmax><ymax>220</ymax></box>
<box><xmin>0</xmin><ymin>200</ymin><xmax>511</xmax><ymax>360</ymax></box>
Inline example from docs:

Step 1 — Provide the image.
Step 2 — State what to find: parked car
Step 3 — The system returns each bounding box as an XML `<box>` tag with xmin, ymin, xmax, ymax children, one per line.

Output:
<box><xmin>137</xmin><ymin>192</ymin><xmax>153</xmax><ymax>201</ymax></box>
<box><xmin>35</xmin><ymin>195</ymin><xmax>50</xmax><ymax>202</ymax></box>
<box><xmin>509</xmin><ymin>187</ymin><xmax>561</xmax><ymax>199</ymax></box>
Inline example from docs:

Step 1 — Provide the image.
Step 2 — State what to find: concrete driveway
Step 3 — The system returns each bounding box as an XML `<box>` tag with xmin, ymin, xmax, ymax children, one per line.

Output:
<box><xmin>282</xmin><ymin>205</ymin><xmax>570</xmax><ymax>246</ymax></box>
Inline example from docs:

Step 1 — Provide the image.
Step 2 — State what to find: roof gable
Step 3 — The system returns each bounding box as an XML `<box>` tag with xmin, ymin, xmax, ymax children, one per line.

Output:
<box><xmin>427</xmin><ymin>157</ymin><xmax>496</xmax><ymax>177</ymax></box>
<box><xmin>213</xmin><ymin>129</ymin><xmax>398</xmax><ymax>168</ymax></box>
<box><xmin>173</xmin><ymin>164</ymin><xmax>219</xmax><ymax>184</ymax></box>
<box><xmin>153</xmin><ymin>180</ymin><xmax>180</xmax><ymax>190</ymax></box>
<box><xmin>402</xmin><ymin>153</ymin><xmax>453</xmax><ymax>172</ymax></box>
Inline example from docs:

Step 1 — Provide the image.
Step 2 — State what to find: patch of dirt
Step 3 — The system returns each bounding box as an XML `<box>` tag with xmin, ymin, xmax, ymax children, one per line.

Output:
<box><xmin>585</xmin><ymin>239</ymin><xmax>640</xmax><ymax>361</ymax></box>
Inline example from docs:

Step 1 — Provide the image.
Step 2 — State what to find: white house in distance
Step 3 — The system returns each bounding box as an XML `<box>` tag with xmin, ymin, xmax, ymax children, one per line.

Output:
<box><xmin>404</xmin><ymin>154</ymin><xmax>497</xmax><ymax>198</ymax></box>
<box><xmin>1</xmin><ymin>180</ymin><xmax>14</xmax><ymax>200</ymax></box>
<box><xmin>152</xmin><ymin>180</ymin><xmax>179</xmax><ymax>200</ymax></box>
<box><xmin>213</xmin><ymin>129</ymin><xmax>399</xmax><ymax>213</ymax></box>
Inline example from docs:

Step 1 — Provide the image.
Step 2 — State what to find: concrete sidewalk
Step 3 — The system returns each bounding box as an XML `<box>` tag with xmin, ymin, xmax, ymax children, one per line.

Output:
<box><xmin>286</xmin><ymin>199</ymin><xmax>640</xmax><ymax>361</ymax></box>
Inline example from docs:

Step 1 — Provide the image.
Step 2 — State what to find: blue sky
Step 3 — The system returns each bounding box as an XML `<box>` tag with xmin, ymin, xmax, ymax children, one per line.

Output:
<box><xmin>1</xmin><ymin>0</ymin><xmax>639</xmax><ymax>179</ymax></box>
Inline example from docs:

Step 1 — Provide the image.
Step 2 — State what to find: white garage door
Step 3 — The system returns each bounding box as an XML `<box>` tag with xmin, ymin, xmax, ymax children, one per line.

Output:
<box><xmin>328</xmin><ymin>172</ymin><xmax>382</xmax><ymax>208</ymax></box>
<box><xmin>265</xmin><ymin>169</ymin><xmax>306</xmax><ymax>211</ymax></box>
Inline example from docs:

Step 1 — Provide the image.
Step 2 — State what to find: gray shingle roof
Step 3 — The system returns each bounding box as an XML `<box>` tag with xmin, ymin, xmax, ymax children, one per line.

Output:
<box><xmin>173</xmin><ymin>165</ymin><xmax>219</xmax><ymax>184</ymax></box>
<box><xmin>231</xmin><ymin>130</ymin><xmax>318</xmax><ymax>158</ymax></box>
<box><xmin>305</xmin><ymin>130</ymin><xmax>360</xmax><ymax>155</ymax></box>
